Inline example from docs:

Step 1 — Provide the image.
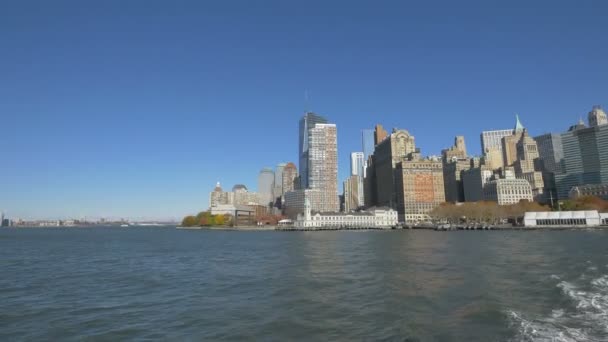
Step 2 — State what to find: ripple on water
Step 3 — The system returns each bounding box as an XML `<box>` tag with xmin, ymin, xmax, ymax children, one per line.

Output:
<box><xmin>509</xmin><ymin>272</ymin><xmax>608</xmax><ymax>342</ymax></box>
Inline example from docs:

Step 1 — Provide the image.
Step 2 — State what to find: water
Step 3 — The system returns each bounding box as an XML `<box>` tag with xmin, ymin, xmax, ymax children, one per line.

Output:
<box><xmin>1</xmin><ymin>228</ymin><xmax>608</xmax><ymax>341</ymax></box>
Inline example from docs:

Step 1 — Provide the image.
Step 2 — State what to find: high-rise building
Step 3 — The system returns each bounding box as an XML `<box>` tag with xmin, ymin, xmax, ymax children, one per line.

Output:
<box><xmin>480</xmin><ymin>129</ymin><xmax>513</xmax><ymax>155</ymax></box>
<box><xmin>513</xmin><ymin>129</ymin><xmax>545</xmax><ymax>201</ymax></box>
<box><xmin>555</xmin><ymin>116</ymin><xmax>608</xmax><ymax>199</ymax></box>
<box><xmin>462</xmin><ymin>165</ymin><xmax>494</xmax><ymax>202</ymax></box>
<box><xmin>362</xmin><ymin>129</ymin><xmax>374</xmax><ymax>162</ymax></box>
<box><xmin>307</xmin><ymin>123</ymin><xmax>339</xmax><ymax>212</ymax></box>
<box><xmin>374</xmin><ymin>124</ymin><xmax>388</xmax><ymax>146</ymax></box>
<box><xmin>350</xmin><ymin>152</ymin><xmax>365</xmax><ymax>207</ymax></box>
<box><xmin>534</xmin><ymin>133</ymin><xmax>564</xmax><ymax>203</ymax></box>
<box><xmin>273</xmin><ymin>163</ymin><xmax>287</xmax><ymax>202</ymax></box>
<box><xmin>209</xmin><ymin>182</ymin><xmax>260</xmax><ymax>208</ymax></box>
<box><xmin>281</xmin><ymin>162</ymin><xmax>298</xmax><ymax>195</ymax></box>
<box><xmin>441</xmin><ymin>136</ymin><xmax>469</xmax><ymax>203</ymax></box>
<box><xmin>589</xmin><ymin>105</ymin><xmax>608</xmax><ymax>127</ymax></box>
<box><xmin>441</xmin><ymin>136</ymin><xmax>467</xmax><ymax>162</ymax></box>
<box><xmin>534</xmin><ymin>133</ymin><xmax>565</xmax><ymax>174</ymax></box>
<box><xmin>395</xmin><ymin>158</ymin><xmax>445</xmax><ymax>222</ymax></box>
<box><xmin>257</xmin><ymin>168</ymin><xmax>275</xmax><ymax>207</ymax></box>
<box><xmin>350</xmin><ymin>152</ymin><xmax>365</xmax><ymax>176</ymax></box>
<box><xmin>443</xmin><ymin>158</ymin><xmax>471</xmax><ymax>202</ymax></box>
<box><xmin>298</xmin><ymin>112</ymin><xmax>328</xmax><ymax>189</ymax></box>
<box><xmin>371</xmin><ymin>128</ymin><xmax>417</xmax><ymax>207</ymax></box>
<box><xmin>343</xmin><ymin>175</ymin><xmax>362</xmax><ymax>212</ymax></box>
<box><xmin>501</xmin><ymin>115</ymin><xmax>526</xmax><ymax>168</ymax></box>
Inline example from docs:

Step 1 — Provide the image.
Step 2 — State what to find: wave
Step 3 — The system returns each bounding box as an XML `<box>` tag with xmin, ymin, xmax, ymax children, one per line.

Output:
<box><xmin>508</xmin><ymin>274</ymin><xmax>608</xmax><ymax>341</ymax></box>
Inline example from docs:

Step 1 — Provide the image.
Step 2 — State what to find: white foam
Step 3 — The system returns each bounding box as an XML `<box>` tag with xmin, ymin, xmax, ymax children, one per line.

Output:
<box><xmin>508</xmin><ymin>273</ymin><xmax>608</xmax><ymax>341</ymax></box>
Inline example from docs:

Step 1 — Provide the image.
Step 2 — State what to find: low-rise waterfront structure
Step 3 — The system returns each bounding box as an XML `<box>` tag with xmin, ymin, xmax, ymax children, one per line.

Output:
<box><xmin>293</xmin><ymin>199</ymin><xmax>398</xmax><ymax>229</ymax></box>
<box><xmin>524</xmin><ymin>210</ymin><xmax>608</xmax><ymax>227</ymax></box>
<box><xmin>569</xmin><ymin>184</ymin><xmax>608</xmax><ymax>200</ymax></box>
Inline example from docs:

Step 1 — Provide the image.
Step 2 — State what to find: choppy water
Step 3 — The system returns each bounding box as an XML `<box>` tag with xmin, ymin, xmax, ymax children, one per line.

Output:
<box><xmin>1</xmin><ymin>228</ymin><xmax>608</xmax><ymax>341</ymax></box>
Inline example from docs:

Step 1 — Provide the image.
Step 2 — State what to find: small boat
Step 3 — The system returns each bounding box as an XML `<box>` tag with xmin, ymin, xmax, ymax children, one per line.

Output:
<box><xmin>120</xmin><ymin>224</ymin><xmax>129</xmax><ymax>227</ymax></box>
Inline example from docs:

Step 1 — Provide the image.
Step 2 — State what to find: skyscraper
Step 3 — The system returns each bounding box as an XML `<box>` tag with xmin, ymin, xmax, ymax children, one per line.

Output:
<box><xmin>298</xmin><ymin>112</ymin><xmax>328</xmax><ymax>189</ymax></box>
<box><xmin>307</xmin><ymin>123</ymin><xmax>339</xmax><ymax>212</ymax></box>
<box><xmin>480</xmin><ymin>129</ymin><xmax>513</xmax><ymax>154</ymax></box>
<box><xmin>350</xmin><ymin>152</ymin><xmax>365</xmax><ymax>176</ymax></box>
<box><xmin>273</xmin><ymin>163</ymin><xmax>287</xmax><ymax>202</ymax></box>
<box><xmin>374</xmin><ymin>124</ymin><xmax>388</xmax><ymax>146</ymax></box>
<box><xmin>281</xmin><ymin>162</ymin><xmax>298</xmax><ymax>195</ymax></box>
<box><xmin>441</xmin><ymin>136</ymin><xmax>470</xmax><ymax>203</ymax></box>
<box><xmin>589</xmin><ymin>105</ymin><xmax>608</xmax><ymax>127</ymax></box>
<box><xmin>257</xmin><ymin>168</ymin><xmax>275</xmax><ymax>207</ymax></box>
<box><xmin>556</xmin><ymin>115</ymin><xmax>608</xmax><ymax>199</ymax></box>
<box><xmin>350</xmin><ymin>152</ymin><xmax>365</xmax><ymax>207</ymax></box>
<box><xmin>362</xmin><ymin>129</ymin><xmax>374</xmax><ymax>162</ymax></box>
<box><xmin>534</xmin><ymin>133</ymin><xmax>564</xmax><ymax>202</ymax></box>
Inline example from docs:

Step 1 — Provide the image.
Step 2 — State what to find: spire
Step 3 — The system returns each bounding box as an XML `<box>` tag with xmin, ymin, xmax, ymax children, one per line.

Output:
<box><xmin>514</xmin><ymin>114</ymin><xmax>525</xmax><ymax>132</ymax></box>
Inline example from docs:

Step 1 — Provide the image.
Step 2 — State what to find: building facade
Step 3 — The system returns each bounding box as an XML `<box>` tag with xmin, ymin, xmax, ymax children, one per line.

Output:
<box><xmin>293</xmin><ymin>198</ymin><xmax>398</xmax><ymax>229</ymax></box>
<box><xmin>482</xmin><ymin>178</ymin><xmax>533</xmax><ymax>205</ymax></box>
<box><xmin>343</xmin><ymin>175</ymin><xmax>362</xmax><ymax>212</ymax></box>
<box><xmin>394</xmin><ymin>158</ymin><xmax>445</xmax><ymax>222</ymax></box>
<box><xmin>462</xmin><ymin>165</ymin><xmax>494</xmax><ymax>202</ymax></box>
<box><xmin>298</xmin><ymin>112</ymin><xmax>328</xmax><ymax>189</ymax></box>
<box><xmin>569</xmin><ymin>184</ymin><xmax>608</xmax><ymax>200</ymax></box>
<box><xmin>555</xmin><ymin>116</ymin><xmax>608</xmax><ymax>199</ymax></box>
<box><xmin>281</xmin><ymin>162</ymin><xmax>298</xmax><ymax>196</ymax></box>
<box><xmin>307</xmin><ymin>123</ymin><xmax>339</xmax><ymax>212</ymax></box>
<box><xmin>257</xmin><ymin>168</ymin><xmax>275</xmax><ymax>207</ymax></box>
<box><xmin>372</xmin><ymin>129</ymin><xmax>417</xmax><ymax>207</ymax></box>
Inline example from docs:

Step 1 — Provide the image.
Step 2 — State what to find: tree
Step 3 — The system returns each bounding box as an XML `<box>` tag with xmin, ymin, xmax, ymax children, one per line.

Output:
<box><xmin>181</xmin><ymin>216</ymin><xmax>198</xmax><ymax>227</ymax></box>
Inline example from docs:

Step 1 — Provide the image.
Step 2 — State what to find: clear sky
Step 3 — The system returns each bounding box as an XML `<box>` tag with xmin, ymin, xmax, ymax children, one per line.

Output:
<box><xmin>1</xmin><ymin>0</ymin><xmax>607</xmax><ymax>220</ymax></box>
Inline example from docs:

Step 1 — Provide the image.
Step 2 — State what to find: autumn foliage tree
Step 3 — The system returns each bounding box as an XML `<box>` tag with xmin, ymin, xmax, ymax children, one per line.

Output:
<box><xmin>430</xmin><ymin>200</ymin><xmax>550</xmax><ymax>224</ymax></box>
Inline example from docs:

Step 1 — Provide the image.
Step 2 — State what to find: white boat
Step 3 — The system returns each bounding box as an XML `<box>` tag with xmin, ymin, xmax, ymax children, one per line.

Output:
<box><xmin>120</xmin><ymin>224</ymin><xmax>129</xmax><ymax>227</ymax></box>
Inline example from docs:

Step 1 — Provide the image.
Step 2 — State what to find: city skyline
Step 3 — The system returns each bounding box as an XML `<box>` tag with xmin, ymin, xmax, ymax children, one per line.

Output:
<box><xmin>2</xmin><ymin>1</ymin><xmax>607</xmax><ymax>220</ymax></box>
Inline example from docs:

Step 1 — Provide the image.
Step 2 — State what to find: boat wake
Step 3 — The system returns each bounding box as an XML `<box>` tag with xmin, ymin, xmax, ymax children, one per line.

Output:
<box><xmin>508</xmin><ymin>273</ymin><xmax>608</xmax><ymax>341</ymax></box>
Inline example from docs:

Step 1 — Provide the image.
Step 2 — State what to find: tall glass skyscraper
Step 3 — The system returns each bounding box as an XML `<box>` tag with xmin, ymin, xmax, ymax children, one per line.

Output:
<box><xmin>362</xmin><ymin>129</ymin><xmax>374</xmax><ymax>161</ymax></box>
<box><xmin>298</xmin><ymin>112</ymin><xmax>327</xmax><ymax>189</ymax></box>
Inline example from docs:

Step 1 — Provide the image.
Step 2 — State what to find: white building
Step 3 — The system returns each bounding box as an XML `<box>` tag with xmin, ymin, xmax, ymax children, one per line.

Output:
<box><xmin>483</xmin><ymin>178</ymin><xmax>533</xmax><ymax>205</ymax></box>
<box><xmin>524</xmin><ymin>210</ymin><xmax>608</xmax><ymax>227</ymax></box>
<box><xmin>294</xmin><ymin>199</ymin><xmax>398</xmax><ymax>229</ymax></box>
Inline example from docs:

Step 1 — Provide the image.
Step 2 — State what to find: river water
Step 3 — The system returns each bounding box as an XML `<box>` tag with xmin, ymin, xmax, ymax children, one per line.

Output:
<box><xmin>1</xmin><ymin>227</ymin><xmax>607</xmax><ymax>341</ymax></box>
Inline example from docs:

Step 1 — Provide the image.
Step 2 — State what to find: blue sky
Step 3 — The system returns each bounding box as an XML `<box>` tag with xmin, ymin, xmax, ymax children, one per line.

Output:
<box><xmin>1</xmin><ymin>0</ymin><xmax>607</xmax><ymax>220</ymax></box>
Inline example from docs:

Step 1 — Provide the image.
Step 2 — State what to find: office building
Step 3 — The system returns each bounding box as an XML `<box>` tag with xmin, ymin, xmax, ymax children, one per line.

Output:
<box><xmin>556</xmin><ymin>112</ymin><xmax>608</xmax><ymax>199</ymax></box>
<box><xmin>351</xmin><ymin>152</ymin><xmax>365</xmax><ymax>176</ymax></box>
<box><xmin>273</xmin><ymin>163</ymin><xmax>287</xmax><ymax>203</ymax></box>
<box><xmin>513</xmin><ymin>129</ymin><xmax>545</xmax><ymax>201</ymax></box>
<box><xmin>374</xmin><ymin>124</ymin><xmax>388</xmax><ymax>146</ymax></box>
<box><xmin>298</xmin><ymin>112</ymin><xmax>328</xmax><ymax>189</ymax></box>
<box><xmin>307</xmin><ymin>123</ymin><xmax>339</xmax><ymax>212</ymax></box>
<box><xmin>462</xmin><ymin>165</ymin><xmax>494</xmax><ymax>202</ymax></box>
<box><xmin>534</xmin><ymin>133</ymin><xmax>564</xmax><ymax>202</ymax></box>
<box><xmin>501</xmin><ymin>115</ymin><xmax>526</xmax><ymax>168</ymax></box>
<box><xmin>441</xmin><ymin>136</ymin><xmax>469</xmax><ymax>202</ymax></box>
<box><xmin>281</xmin><ymin>162</ymin><xmax>298</xmax><ymax>195</ymax></box>
<box><xmin>362</xmin><ymin>129</ymin><xmax>374</xmax><ymax>162</ymax></box>
<box><xmin>209</xmin><ymin>182</ymin><xmax>260</xmax><ymax>208</ymax></box>
<box><xmin>343</xmin><ymin>175</ymin><xmax>362</xmax><ymax>212</ymax></box>
<box><xmin>569</xmin><ymin>184</ymin><xmax>608</xmax><ymax>200</ymax></box>
<box><xmin>257</xmin><ymin>168</ymin><xmax>275</xmax><ymax>207</ymax></box>
<box><xmin>482</xmin><ymin>178</ymin><xmax>534</xmax><ymax>205</ymax></box>
<box><xmin>480</xmin><ymin>129</ymin><xmax>513</xmax><ymax>155</ymax></box>
<box><xmin>441</xmin><ymin>136</ymin><xmax>467</xmax><ymax>162</ymax></box>
<box><xmin>394</xmin><ymin>157</ymin><xmax>445</xmax><ymax>222</ymax></box>
<box><xmin>589</xmin><ymin>105</ymin><xmax>608</xmax><ymax>127</ymax></box>
<box><xmin>371</xmin><ymin>128</ymin><xmax>417</xmax><ymax>207</ymax></box>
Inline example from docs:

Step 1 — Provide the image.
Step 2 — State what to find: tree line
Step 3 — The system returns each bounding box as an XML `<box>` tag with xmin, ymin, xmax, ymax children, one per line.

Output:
<box><xmin>430</xmin><ymin>196</ymin><xmax>608</xmax><ymax>224</ymax></box>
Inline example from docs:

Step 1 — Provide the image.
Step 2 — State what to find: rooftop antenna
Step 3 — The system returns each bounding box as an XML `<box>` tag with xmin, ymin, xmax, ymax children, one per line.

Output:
<box><xmin>304</xmin><ymin>89</ymin><xmax>310</xmax><ymax>114</ymax></box>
